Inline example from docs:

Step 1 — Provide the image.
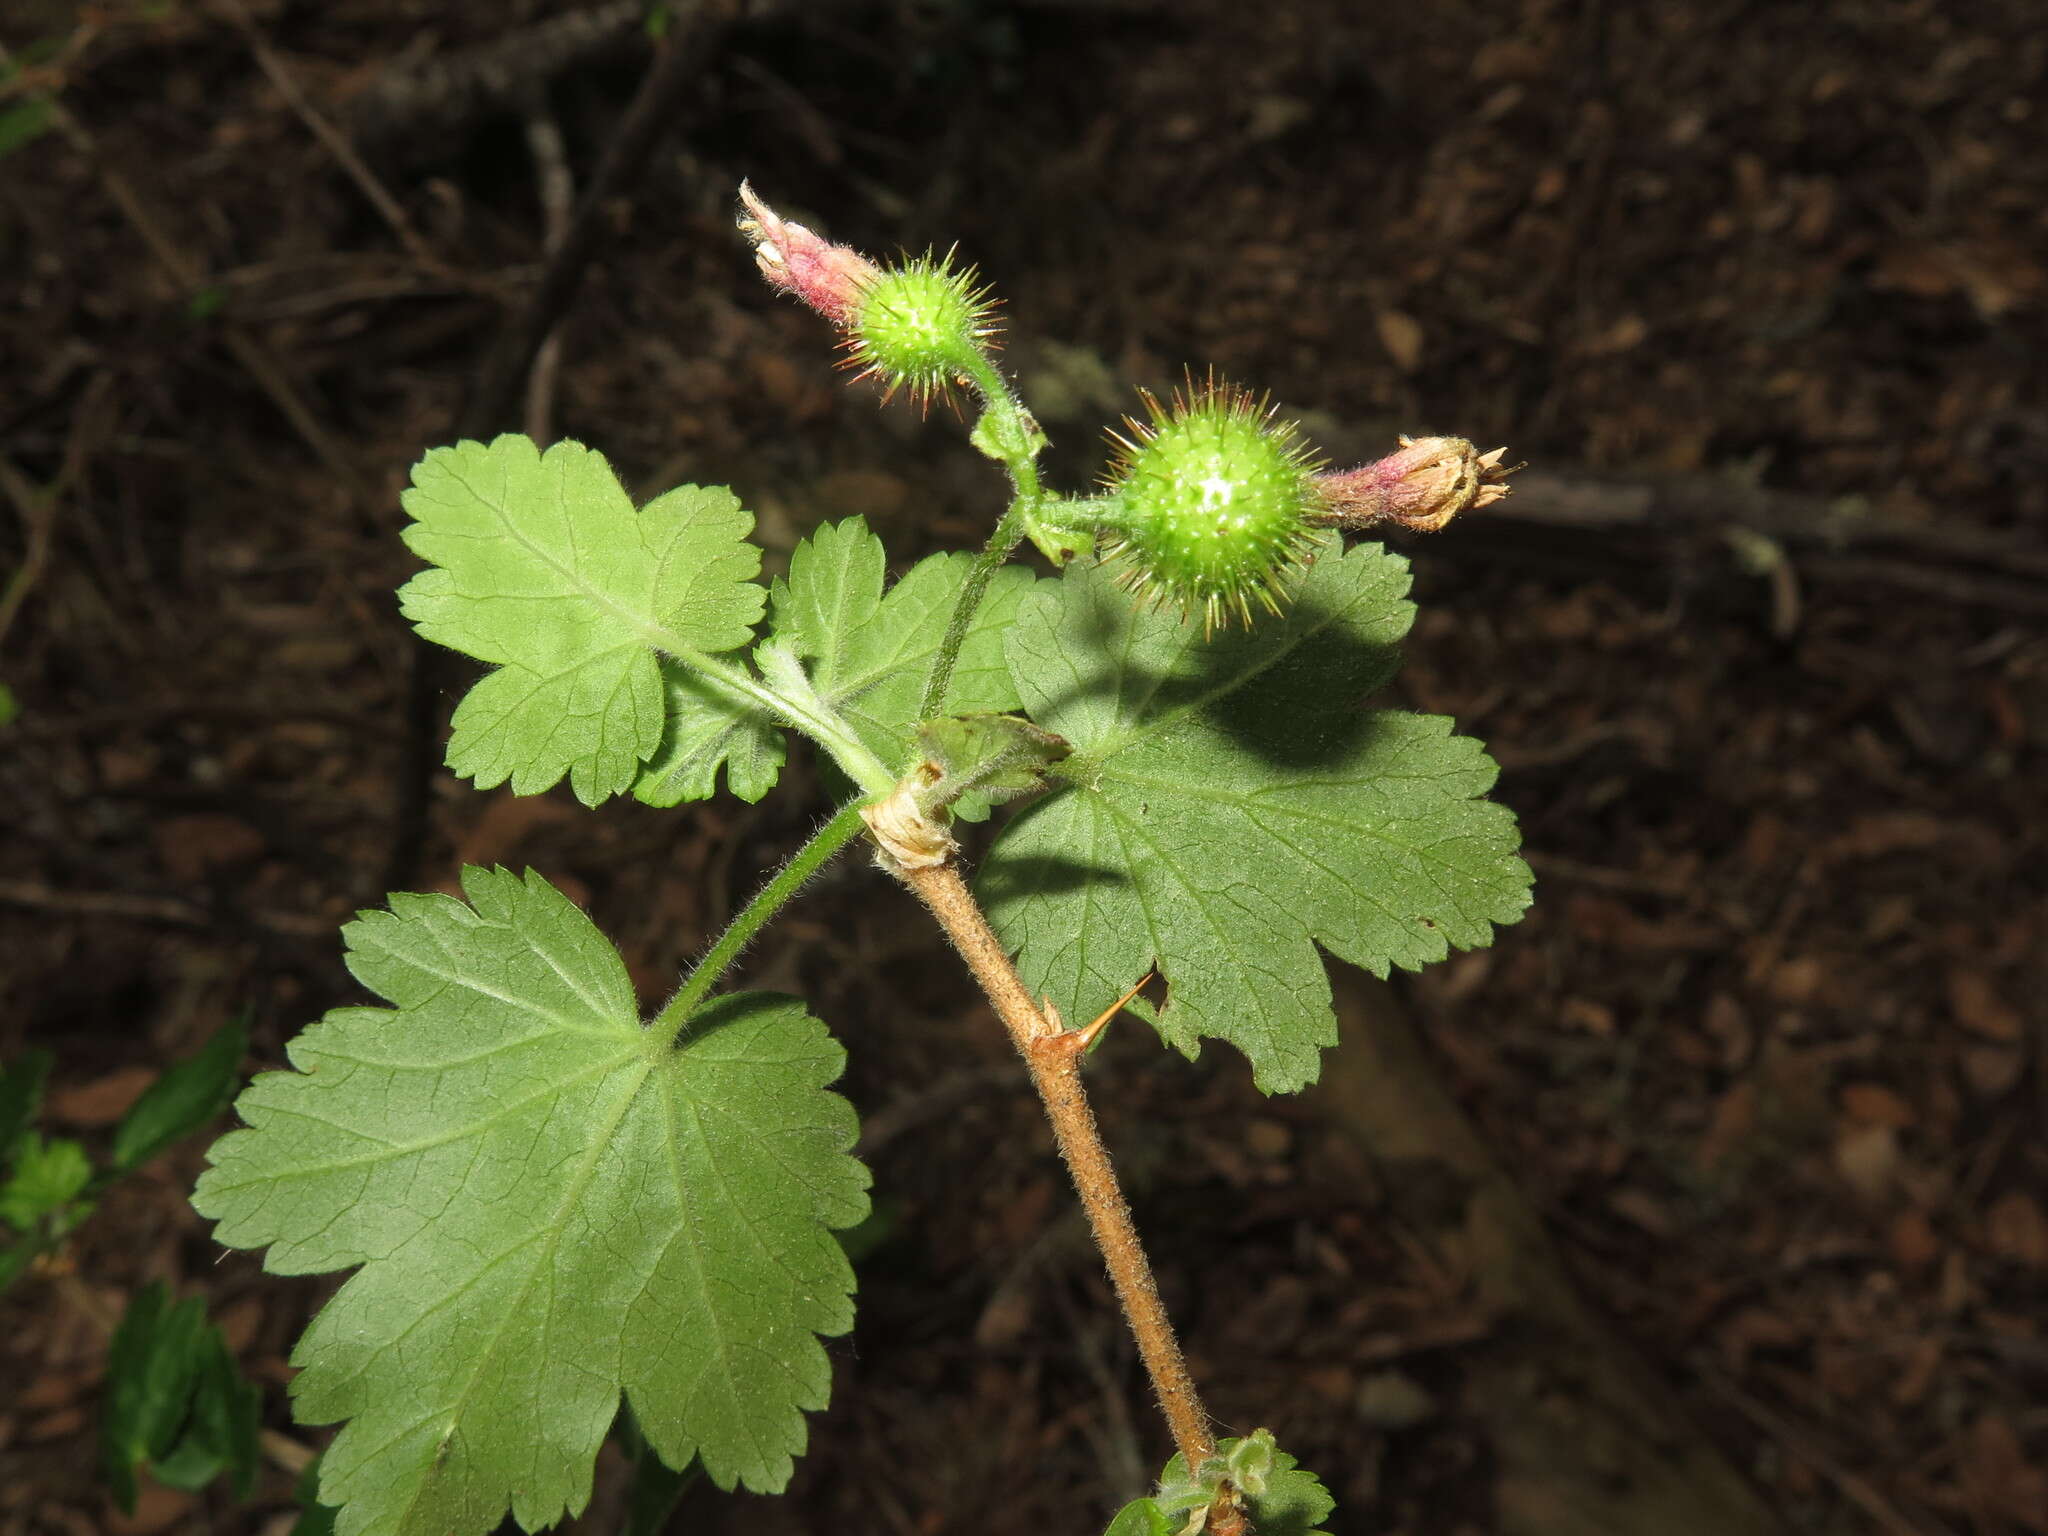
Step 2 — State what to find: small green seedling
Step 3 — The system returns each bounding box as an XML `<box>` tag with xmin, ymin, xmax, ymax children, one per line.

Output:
<box><xmin>2</xmin><ymin>1022</ymin><xmax>260</xmax><ymax>1514</ymax></box>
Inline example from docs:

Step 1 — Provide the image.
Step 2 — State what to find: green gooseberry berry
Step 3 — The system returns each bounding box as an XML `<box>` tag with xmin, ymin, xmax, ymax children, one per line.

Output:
<box><xmin>1098</xmin><ymin>380</ymin><xmax>1321</xmax><ymax>631</ymax></box>
<box><xmin>846</xmin><ymin>251</ymin><xmax>1000</xmax><ymax>404</ymax></box>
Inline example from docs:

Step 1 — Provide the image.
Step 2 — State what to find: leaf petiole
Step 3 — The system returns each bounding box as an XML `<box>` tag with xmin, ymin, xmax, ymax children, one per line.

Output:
<box><xmin>920</xmin><ymin>350</ymin><xmax>1055</xmax><ymax>720</ymax></box>
<box><xmin>650</xmin><ymin>626</ymin><xmax>895</xmax><ymax>796</ymax></box>
<box><xmin>652</xmin><ymin>801</ymin><xmax>871</xmax><ymax>1045</ymax></box>
<box><xmin>917</xmin><ymin>498</ymin><xmax>1033</xmax><ymax>720</ymax></box>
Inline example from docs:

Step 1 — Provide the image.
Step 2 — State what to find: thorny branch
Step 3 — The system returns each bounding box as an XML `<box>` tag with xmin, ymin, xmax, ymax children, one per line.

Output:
<box><xmin>891</xmin><ymin>859</ymin><xmax>1222</xmax><ymax>1480</ymax></box>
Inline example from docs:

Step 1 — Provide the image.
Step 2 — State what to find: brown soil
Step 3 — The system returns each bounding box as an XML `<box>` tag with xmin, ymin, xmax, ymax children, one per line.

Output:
<box><xmin>2</xmin><ymin>3</ymin><xmax>2043</xmax><ymax>1534</ymax></box>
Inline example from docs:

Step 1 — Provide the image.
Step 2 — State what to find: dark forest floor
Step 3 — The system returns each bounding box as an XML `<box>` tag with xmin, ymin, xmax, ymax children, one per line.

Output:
<box><xmin>2</xmin><ymin>2</ymin><xmax>2044</xmax><ymax>1534</ymax></box>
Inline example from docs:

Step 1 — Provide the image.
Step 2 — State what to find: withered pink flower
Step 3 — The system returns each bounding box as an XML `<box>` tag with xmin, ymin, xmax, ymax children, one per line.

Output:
<box><xmin>1309</xmin><ymin>435</ymin><xmax>1516</xmax><ymax>533</ymax></box>
<box><xmin>736</xmin><ymin>181</ymin><xmax>881</xmax><ymax>328</ymax></box>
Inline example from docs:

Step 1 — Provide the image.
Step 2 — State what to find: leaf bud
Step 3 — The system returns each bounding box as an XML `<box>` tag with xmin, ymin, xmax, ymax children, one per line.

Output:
<box><xmin>1310</xmin><ymin>436</ymin><xmax>1516</xmax><ymax>533</ymax></box>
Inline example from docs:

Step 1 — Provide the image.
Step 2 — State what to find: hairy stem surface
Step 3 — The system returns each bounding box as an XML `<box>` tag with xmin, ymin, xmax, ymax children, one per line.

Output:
<box><xmin>918</xmin><ymin>500</ymin><xmax>1031</xmax><ymax>720</ymax></box>
<box><xmin>896</xmin><ymin>860</ymin><xmax>1217</xmax><ymax>1471</ymax></box>
<box><xmin>919</xmin><ymin>352</ymin><xmax>1046</xmax><ymax>720</ymax></box>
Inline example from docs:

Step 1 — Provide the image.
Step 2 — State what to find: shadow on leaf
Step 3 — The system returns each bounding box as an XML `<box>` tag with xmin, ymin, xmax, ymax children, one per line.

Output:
<box><xmin>972</xmin><ymin>841</ymin><xmax>1123</xmax><ymax>907</ymax></box>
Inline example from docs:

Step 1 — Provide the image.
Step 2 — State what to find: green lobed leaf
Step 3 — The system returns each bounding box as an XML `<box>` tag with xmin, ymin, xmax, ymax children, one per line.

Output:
<box><xmin>398</xmin><ymin>436</ymin><xmax>765</xmax><ymax>805</ymax></box>
<box><xmin>632</xmin><ymin>662</ymin><xmax>786</xmax><ymax>806</ymax></box>
<box><xmin>632</xmin><ymin>516</ymin><xmax>1032</xmax><ymax>809</ymax></box>
<box><xmin>773</xmin><ymin>516</ymin><xmax>1033</xmax><ymax>758</ymax></box>
<box><xmin>0</xmin><ymin>1133</ymin><xmax>92</xmax><ymax>1227</ymax></box>
<box><xmin>1100</xmin><ymin>1498</ymin><xmax>1172</xmax><ymax>1536</ymax></box>
<box><xmin>113</xmin><ymin>1016</ymin><xmax>248</xmax><ymax>1172</ymax></box>
<box><xmin>192</xmin><ymin>867</ymin><xmax>869</xmax><ymax>1536</ymax></box>
<box><xmin>980</xmin><ymin>536</ymin><xmax>1531</xmax><ymax>1093</ymax></box>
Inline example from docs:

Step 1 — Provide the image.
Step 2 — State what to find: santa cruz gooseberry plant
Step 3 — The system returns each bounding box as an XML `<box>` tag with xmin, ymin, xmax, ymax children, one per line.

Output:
<box><xmin>190</xmin><ymin>185</ymin><xmax>1531</xmax><ymax>1536</ymax></box>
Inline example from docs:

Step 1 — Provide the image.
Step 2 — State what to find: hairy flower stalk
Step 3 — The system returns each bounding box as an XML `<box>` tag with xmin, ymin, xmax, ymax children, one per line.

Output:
<box><xmin>1310</xmin><ymin>434</ymin><xmax>1517</xmax><ymax>533</ymax></box>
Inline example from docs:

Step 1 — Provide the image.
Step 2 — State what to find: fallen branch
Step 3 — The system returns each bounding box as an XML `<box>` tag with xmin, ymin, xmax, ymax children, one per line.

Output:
<box><xmin>1467</xmin><ymin>467</ymin><xmax>2048</xmax><ymax>616</ymax></box>
<box><xmin>340</xmin><ymin>2</ymin><xmax>646</xmax><ymax>159</ymax></box>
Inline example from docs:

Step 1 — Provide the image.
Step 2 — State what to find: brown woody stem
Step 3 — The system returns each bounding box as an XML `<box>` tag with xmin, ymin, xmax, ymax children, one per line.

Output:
<box><xmin>894</xmin><ymin>859</ymin><xmax>1217</xmax><ymax>1473</ymax></box>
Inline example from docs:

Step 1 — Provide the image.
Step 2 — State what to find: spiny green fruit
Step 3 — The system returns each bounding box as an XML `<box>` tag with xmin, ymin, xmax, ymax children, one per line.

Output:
<box><xmin>847</xmin><ymin>251</ymin><xmax>1000</xmax><ymax>404</ymax></box>
<box><xmin>1099</xmin><ymin>381</ymin><xmax>1321</xmax><ymax>631</ymax></box>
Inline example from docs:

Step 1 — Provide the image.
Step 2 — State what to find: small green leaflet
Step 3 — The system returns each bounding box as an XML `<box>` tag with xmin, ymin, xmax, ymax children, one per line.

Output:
<box><xmin>633</xmin><ymin>662</ymin><xmax>787</xmax><ymax>805</ymax></box>
<box><xmin>192</xmin><ymin>868</ymin><xmax>869</xmax><ymax>1536</ymax></box>
<box><xmin>980</xmin><ymin>536</ymin><xmax>1531</xmax><ymax>1093</ymax></box>
<box><xmin>0</xmin><ymin>1133</ymin><xmax>92</xmax><ymax>1227</ymax></box>
<box><xmin>1104</xmin><ymin>1430</ymin><xmax>1334</xmax><ymax>1535</ymax></box>
<box><xmin>916</xmin><ymin>713</ymin><xmax>1070</xmax><ymax>810</ymax></box>
<box><xmin>113</xmin><ymin>1016</ymin><xmax>247</xmax><ymax>1172</ymax></box>
<box><xmin>634</xmin><ymin>516</ymin><xmax>1031</xmax><ymax>808</ymax></box>
<box><xmin>399</xmin><ymin>436</ymin><xmax>765</xmax><ymax>805</ymax></box>
<box><xmin>102</xmin><ymin>1282</ymin><xmax>260</xmax><ymax>1512</ymax></box>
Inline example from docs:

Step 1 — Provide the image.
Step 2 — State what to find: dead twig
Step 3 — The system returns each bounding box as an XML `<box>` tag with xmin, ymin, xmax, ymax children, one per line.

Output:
<box><xmin>458</xmin><ymin>0</ymin><xmax>743</xmax><ymax>438</ymax></box>
<box><xmin>1802</xmin><ymin>554</ymin><xmax>2048</xmax><ymax>619</ymax></box>
<box><xmin>0</xmin><ymin>453</ymin><xmax>62</xmax><ymax>659</ymax></box>
<box><xmin>0</xmin><ymin>18</ymin><xmax>101</xmax><ymax>103</ymax></box>
<box><xmin>854</xmin><ymin>1066</ymin><xmax>1019</xmax><ymax>1157</ymax></box>
<box><xmin>1696</xmin><ymin>1364</ymin><xmax>1957</xmax><ymax>1536</ymax></box>
<box><xmin>0</xmin><ymin>370</ymin><xmax>109</xmax><ymax>660</ymax></box>
<box><xmin>0</xmin><ymin>41</ymin><xmax>378</xmax><ymax>512</ymax></box>
<box><xmin>0</xmin><ymin>877</ymin><xmax>331</xmax><ymax>938</ymax></box>
<box><xmin>5</xmin><ymin>697</ymin><xmax>405</xmax><ymax>742</ymax></box>
<box><xmin>341</xmin><ymin>1</ymin><xmax>644</xmax><ymax>155</ymax></box>
<box><xmin>520</xmin><ymin>102</ymin><xmax>575</xmax><ymax>443</ymax></box>
<box><xmin>1484</xmin><ymin>468</ymin><xmax>2048</xmax><ymax>583</ymax></box>
<box><xmin>214</xmin><ymin>0</ymin><xmax>440</xmax><ymax>269</ymax></box>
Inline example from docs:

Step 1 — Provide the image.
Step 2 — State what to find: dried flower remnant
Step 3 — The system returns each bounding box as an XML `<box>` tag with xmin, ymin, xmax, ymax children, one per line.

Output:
<box><xmin>1311</xmin><ymin>435</ymin><xmax>1517</xmax><ymax>533</ymax></box>
<box><xmin>736</xmin><ymin>180</ymin><xmax>880</xmax><ymax>327</ymax></box>
<box><xmin>861</xmin><ymin>779</ymin><xmax>958</xmax><ymax>872</ymax></box>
